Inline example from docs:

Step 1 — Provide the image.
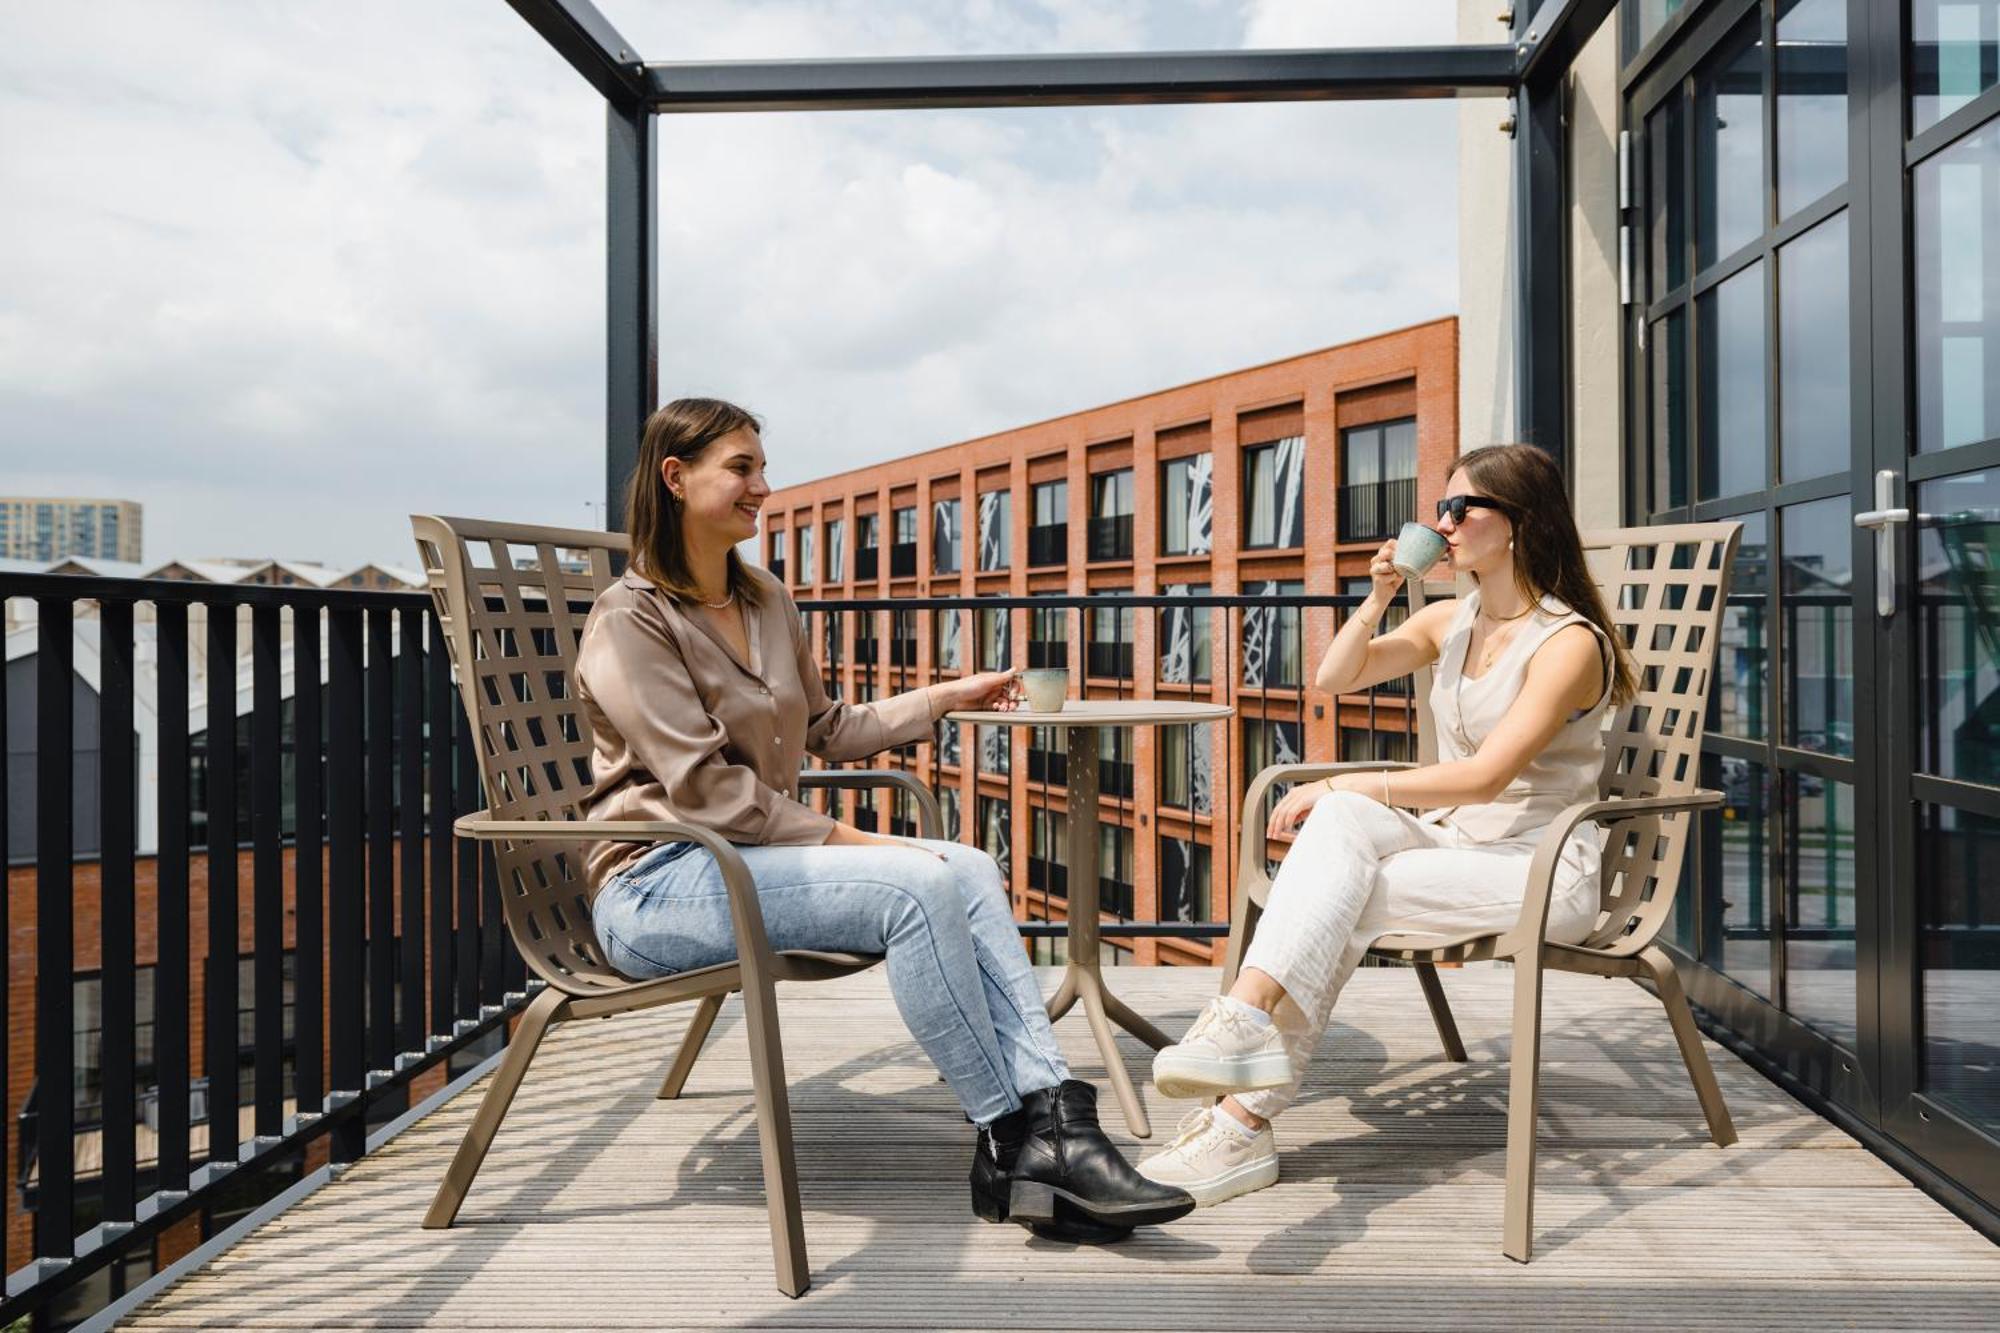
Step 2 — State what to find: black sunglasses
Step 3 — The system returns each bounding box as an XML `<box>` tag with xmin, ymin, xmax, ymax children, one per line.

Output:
<box><xmin>1435</xmin><ymin>495</ymin><xmax>1509</xmax><ymax>525</ymax></box>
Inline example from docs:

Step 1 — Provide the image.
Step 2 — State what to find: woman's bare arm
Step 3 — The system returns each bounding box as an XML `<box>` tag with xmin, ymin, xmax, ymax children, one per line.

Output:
<box><xmin>1315</xmin><ymin>596</ymin><xmax>1457</xmax><ymax>696</ymax></box>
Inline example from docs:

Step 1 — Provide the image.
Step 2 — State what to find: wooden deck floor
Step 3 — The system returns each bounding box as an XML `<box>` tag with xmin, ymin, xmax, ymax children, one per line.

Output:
<box><xmin>127</xmin><ymin>967</ymin><xmax>2000</xmax><ymax>1330</ymax></box>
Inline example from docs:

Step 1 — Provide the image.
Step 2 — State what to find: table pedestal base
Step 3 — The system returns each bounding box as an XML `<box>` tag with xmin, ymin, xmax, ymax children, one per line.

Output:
<box><xmin>1045</xmin><ymin>959</ymin><xmax>1173</xmax><ymax>1138</ymax></box>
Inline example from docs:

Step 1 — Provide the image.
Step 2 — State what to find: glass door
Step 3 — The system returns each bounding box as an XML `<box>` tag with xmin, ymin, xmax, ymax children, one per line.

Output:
<box><xmin>1626</xmin><ymin>0</ymin><xmax>1880</xmax><ymax>1119</ymax></box>
<box><xmin>1877</xmin><ymin>0</ymin><xmax>2000</xmax><ymax>1203</ymax></box>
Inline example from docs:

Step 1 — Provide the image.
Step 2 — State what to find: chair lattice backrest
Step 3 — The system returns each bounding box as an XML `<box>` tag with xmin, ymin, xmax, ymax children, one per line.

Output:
<box><xmin>412</xmin><ymin>514</ymin><xmax>633</xmax><ymax>993</ymax></box>
<box><xmin>1572</xmin><ymin>521</ymin><xmax>1742</xmax><ymax>954</ymax></box>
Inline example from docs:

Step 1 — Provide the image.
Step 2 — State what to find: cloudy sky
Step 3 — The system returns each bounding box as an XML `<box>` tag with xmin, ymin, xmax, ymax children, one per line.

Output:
<box><xmin>0</xmin><ymin>2</ymin><xmax>1465</xmax><ymax>570</ymax></box>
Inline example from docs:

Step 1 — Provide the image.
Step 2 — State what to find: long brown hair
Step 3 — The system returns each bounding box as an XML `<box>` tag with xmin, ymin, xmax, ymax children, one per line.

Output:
<box><xmin>623</xmin><ymin>397</ymin><xmax>765</xmax><ymax>608</ymax></box>
<box><xmin>1454</xmin><ymin>443</ymin><xmax>1637</xmax><ymax>707</ymax></box>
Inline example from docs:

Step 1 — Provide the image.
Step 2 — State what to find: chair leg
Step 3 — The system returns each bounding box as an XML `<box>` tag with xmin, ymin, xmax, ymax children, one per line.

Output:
<box><xmin>1413</xmin><ymin>961</ymin><xmax>1469</xmax><ymax>1063</ymax></box>
<box><xmin>1220</xmin><ymin>892</ymin><xmax>1261</xmax><ymax>995</ymax></box>
<box><xmin>423</xmin><ymin>986</ymin><xmax>567</xmax><ymax>1229</ymax></box>
<box><xmin>1641</xmin><ymin>946</ymin><xmax>1738</xmax><ymax>1148</ymax></box>
<box><xmin>739</xmin><ymin>968</ymin><xmax>811</xmax><ymax>1299</ymax></box>
<box><xmin>1502</xmin><ymin>950</ymin><xmax>1547</xmax><ymax>1263</ymax></box>
<box><xmin>656</xmin><ymin>992</ymin><xmax>726</xmax><ymax>1100</ymax></box>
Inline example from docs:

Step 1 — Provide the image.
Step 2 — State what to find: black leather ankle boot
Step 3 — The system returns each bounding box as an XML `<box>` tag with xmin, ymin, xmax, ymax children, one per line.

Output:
<box><xmin>971</xmin><ymin>1106</ymin><xmax>1131</xmax><ymax>1244</ymax></box>
<box><xmin>1006</xmin><ymin>1080</ymin><xmax>1196</xmax><ymax>1230</ymax></box>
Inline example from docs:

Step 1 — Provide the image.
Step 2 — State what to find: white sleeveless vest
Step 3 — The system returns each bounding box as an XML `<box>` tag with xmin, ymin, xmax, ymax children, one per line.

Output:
<box><xmin>1423</xmin><ymin>588</ymin><xmax>1614</xmax><ymax>844</ymax></box>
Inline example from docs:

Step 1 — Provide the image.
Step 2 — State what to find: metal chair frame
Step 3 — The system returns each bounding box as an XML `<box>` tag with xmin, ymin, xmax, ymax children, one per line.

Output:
<box><xmin>1221</xmin><ymin>521</ymin><xmax>1744</xmax><ymax>1261</ymax></box>
<box><xmin>411</xmin><ymin>514</ymin><xmax>940</xmax><ymax>1298</ymax></box>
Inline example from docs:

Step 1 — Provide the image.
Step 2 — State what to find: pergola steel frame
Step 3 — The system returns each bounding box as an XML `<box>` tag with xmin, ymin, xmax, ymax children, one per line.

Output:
<box><xmin>503</xmin><ymin>0</ymin><xmax>1615</xmax><ymax>525</ymax></box>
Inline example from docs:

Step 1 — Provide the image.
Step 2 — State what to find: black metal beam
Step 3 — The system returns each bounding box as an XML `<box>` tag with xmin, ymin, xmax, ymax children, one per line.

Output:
<box><xmin>643</xmin><ymin>46</ymin><xmax>1519</xmax><ymax>113</ymax></box>
<box><xmin>503</xmin><ymin>0</ymin><xmax>643</xmax><ymax>107</ymax></box>
<box><xmin>1512</xmin><ymin>71</ymin><xmax>1568</xmax><ymax>468</ymax></box>
<box><xmin>606</xmin><ymin>98</ymin><xmax>657</xmax><ymax>530</ymax></box>
<box><xmin>1514</xmin><ymin>0</ymin><xmax>1620</xmax><ymax>87</ymax></box>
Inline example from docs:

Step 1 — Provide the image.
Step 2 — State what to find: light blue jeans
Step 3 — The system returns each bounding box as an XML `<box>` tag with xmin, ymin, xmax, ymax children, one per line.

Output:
<box><xmin>591</xmin><ymin>836</ymin><xmax>1069</xmax><ymax>1125</ymax></box>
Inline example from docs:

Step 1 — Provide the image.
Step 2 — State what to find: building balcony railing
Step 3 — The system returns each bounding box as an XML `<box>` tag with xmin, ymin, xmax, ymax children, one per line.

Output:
<box><xmin>0</xmin><ymin>569</ymin><xmax>1429</xmax><ymax>1325</ymax></box>
<box><xmin>1026</xmin><ymin>749</ymin><xmax>1068</xmax><ymax>787</ymax></box>
<box><xmin>1028</xmin><ymin>638</ymin><xmax>1066</xmax><ymax>670</ymax></box>
<box><xmin>1087</xmin><ymin>641</ymin><xmax>1134</xmax><ymax>680</ymax></box>
<box><xmin>889</xmin><ymin>543</ymin><xmax>918</xmax><ymax>579</ymax></box>
<box><xmin>1100</xmin><ymin>876</ymin><xmax>1135</xmax><ymax>919</ymax></box>
<box><xmin>769</xmin><ymin>559</ymin><xmax>787</xmax><ymax>582</ymax></box>
<box><xmin>855</xmin><ymin>547</ymin><xmax>878</xmax><ymax>581</ymax></box>
<box><xmin>1027</xmin><ymin>857</ymin><xmax>1068</xmax><ymax>899</ymax></box>
<box><xmin>1087</xmin><ymin>513</ymin><xmax>1133</xmax><ymax>562</ymax></box>
<box><xmin>1027</xmin><ymin>523</ymin><xmax>1067</xmax><ymax>567</ymax></box>
<box><xmin>1337</xmin><ymin>476</ymin><xmax>1418</xmax><ymax>544</ymax></box>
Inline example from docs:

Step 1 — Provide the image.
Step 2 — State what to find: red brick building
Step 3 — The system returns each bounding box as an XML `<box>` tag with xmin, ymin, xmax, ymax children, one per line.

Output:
<box><xmin>761</xmin><ymin>318</ymin><xmax>1460</xmax><ymax>965</ymax></box>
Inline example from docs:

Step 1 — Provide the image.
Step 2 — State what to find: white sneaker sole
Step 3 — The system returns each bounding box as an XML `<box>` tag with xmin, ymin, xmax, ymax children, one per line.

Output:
<box><xmin>1142</xmin><ymin>1151</ymin><xmax>1281</xmax><ymax>1208</ymax></box>
<box><xmin>1150</xmin><ymin>1048</ymin><xmax>1292</xmax><ymax>1101</ymax></box>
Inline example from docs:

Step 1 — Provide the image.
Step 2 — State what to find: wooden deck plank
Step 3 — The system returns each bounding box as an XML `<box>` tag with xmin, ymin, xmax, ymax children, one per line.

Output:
<box><xmin>125</xmin><ymin>968</ymin><xmax>2000</xmax><ymax>1330</ymax></box>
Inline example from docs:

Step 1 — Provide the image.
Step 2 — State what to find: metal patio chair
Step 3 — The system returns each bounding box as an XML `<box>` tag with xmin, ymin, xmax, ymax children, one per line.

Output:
<box><xmin>1222</xmin><ymin>520</ymin><xmax>1743</xmax><ymax>1262</ymax></box>
<box><xmin>410</xmin><ymin>514</ymin><xmax>940</xmax><ymax>1299</ymax></box>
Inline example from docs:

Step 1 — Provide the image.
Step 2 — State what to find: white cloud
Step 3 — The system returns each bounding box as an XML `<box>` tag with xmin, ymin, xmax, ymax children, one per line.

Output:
<box><xmin>0</xmin><ymin>1</ymin><xmax>1458</xmax><ymax>567</ymax></box>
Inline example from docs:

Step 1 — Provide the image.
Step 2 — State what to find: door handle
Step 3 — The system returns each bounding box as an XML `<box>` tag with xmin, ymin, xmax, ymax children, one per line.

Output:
<box><xmin>1853</xmin><ymin>470</ymin><xmax>1908</xmax><ymax>618</ymax></box>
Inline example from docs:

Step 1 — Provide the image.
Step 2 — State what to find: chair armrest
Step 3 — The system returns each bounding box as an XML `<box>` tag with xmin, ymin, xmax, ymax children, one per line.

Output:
<box><xmin>1237</xmin><ymin>762</ymin><xmax>1418</xmax><ymax>907</ymax></box>
<box><xmin>796</xmin><ymin>768</ymin><xmax>943</xmax><ymax>840</ymax></box>
<box><xmin>1490</xmin><ymin>789</ymin><xmax>1723</xmax><ymax>958</ymax></box>
<box><xmin>451</xmin><ymin>811</ymin><xmax>780</xmax><ymax>963</ymax></box>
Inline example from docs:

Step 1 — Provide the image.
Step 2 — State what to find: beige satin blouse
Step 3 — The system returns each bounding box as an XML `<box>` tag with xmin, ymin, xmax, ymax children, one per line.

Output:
<box><xmin>573</xmin><ymin>564</ymin><xmax>936</xmax><ymax>893</ymax></box>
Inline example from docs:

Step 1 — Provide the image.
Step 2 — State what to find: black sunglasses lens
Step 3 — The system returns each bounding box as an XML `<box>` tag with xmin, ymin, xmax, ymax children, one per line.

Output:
<box><xmin>1436</xmin><ymin>497</ymin><xmax>1468</xmax><ymax>524</ymax></box>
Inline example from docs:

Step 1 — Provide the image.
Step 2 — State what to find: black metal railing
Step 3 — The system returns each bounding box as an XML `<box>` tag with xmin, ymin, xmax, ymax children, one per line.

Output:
<box><xmin>855</xmin><ymin>547</ymin><xmax>878</xmax><ymax>581</ymax></box>
<box><xmin>1086</xmin><ymin>641</ymin><xmax>1135</xmax><ymax>680</ymax></box>
<box><xmin>1087</xmin><ymin>514</ymin><xmax>1133</xmax><ymax>562</ymax></box>
<box><xmin>1027</xmin><ymin>523</ymin><xmax>1067</xmax><ymax>567</ymax></box>
<box><xmin>1337</xmin><ymin>476</ymin><xmax>1417</xmax><ymax>544</ymax></box>
<box><xmin>0</xmin><ymin>572</ymin><xmax>528</xmax><ymax>1328</ymax></box>
<box><xmin>889</xmin><ymin>543</ymin><xmax>917</xmax><ymax>579</ymax></box>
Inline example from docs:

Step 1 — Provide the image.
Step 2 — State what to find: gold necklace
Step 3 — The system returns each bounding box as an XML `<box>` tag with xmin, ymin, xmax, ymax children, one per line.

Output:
<box><xmin>1473</xmin><ymin>600</ymin><xmax>1536</xmax><ymax>672</ymax></box>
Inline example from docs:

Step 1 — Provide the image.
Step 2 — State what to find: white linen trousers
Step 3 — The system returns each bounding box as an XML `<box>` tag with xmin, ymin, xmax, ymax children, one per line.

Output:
<box><xmin>1234</xmin><ymin>590</ymin><xmax>1612</xmax><ymax>1122</ymax></box>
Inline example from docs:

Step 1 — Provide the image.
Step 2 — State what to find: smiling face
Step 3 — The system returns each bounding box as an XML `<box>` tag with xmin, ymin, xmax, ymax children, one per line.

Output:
<box><xmin>1437</xmin><ymin>467</ymin><xmax>1515</xmax><ymax>577</ymax></box>
<box><xmin>662</xmin><ymin>426</ymin><xmax>769</xmax><ymax>547</ymax></box>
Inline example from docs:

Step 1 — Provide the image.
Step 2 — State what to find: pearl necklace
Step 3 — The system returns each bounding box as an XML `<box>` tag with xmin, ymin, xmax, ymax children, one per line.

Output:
<box><xmin>697</xmin><ymin>588</ymin><xmax>735</xmax><ymax>611</ymax></box>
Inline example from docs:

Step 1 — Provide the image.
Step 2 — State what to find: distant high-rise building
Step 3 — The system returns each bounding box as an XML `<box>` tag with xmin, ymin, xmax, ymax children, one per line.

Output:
<box><xmin>0</xmin><ymin>496</ymin><xmax>143</xmax><ymax>562</ymax></box>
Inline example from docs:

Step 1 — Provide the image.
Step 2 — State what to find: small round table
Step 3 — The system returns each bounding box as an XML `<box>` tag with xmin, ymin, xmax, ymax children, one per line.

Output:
<box><xmin>948</xmin><ymin>698</ymin><xmax>1235</xmax><ymax>1137</ymax></box>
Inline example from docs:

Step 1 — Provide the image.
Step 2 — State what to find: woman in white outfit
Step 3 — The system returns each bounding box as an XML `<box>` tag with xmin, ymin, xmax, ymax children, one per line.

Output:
<box><xmin>1139</xmin><ymin>443</ymin><xmax>1637</xmax><ymax>1206</ymax></box>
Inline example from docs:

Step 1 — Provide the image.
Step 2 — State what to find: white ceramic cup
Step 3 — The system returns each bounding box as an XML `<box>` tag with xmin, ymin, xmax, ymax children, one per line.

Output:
<box><xmin>1020</xmin><ymin>668</ymin><xmax>1069</xmax><ymax>713</ymax></box>
<box><xmin>1391</xmin><ymin>521</ymin><xmax>1449</xmax><ymax>580</ymax></box>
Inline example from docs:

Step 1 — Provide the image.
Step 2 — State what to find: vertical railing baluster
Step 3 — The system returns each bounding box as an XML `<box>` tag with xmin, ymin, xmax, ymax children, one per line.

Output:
<box><xmin>480</xmin><ymin>841</ymin><xmax>505</xmax><ymax>1002</ymax></box>
<box><xmin>326</xmin><ymin>606</ymin><xmax>366</xmax><ymax>1163</ymax></box>
<box><xmin>427</xmin><ymin>616</ymin><xmax>454</xmax><ymax>1040</ymax></box>
<box><xmin>366</xmin><ymin>607</ymin><xmax>395</xmax><ymax>1072</ymax></box>
<box><xmin>35</xmin><ymin>596</ymin><xmax>76</xmax><ymax>1257</ymax></box>
<box><xmin>155</xmin><ymin>602</ymin><xmax>191</xmax><ymax>1193</ymax></box>
<box><xmin>251</xmin><ymin>605</ymin><xmax>284</xmax><ymax>1138</ymax></box>
<box><xmin>99</xmin><ymin>598</ymin><xmax>138</xmax><ymax>1224</ymax></box>
<box><xmin>398</xmin><ymin>606</ymin><xmax>426</xmax><ymax>1054</ymax></box>
<box><xmin>455</xmin><ymin>724</ymin><xmax>480</xmax><ymax>1023</ymax></box>
<box><xmin>204</xmin><ymin>596</ymin><xmax>239</xmax><ymax>1174</ymax></box>
<box><xmin>293</xmin><ymin>606</ymin><xmax>324</xmax><ymax>1118</ymax></box>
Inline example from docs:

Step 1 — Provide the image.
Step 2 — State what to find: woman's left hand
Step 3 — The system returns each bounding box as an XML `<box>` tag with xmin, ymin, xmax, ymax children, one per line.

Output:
<box><xmin>927</xmin><ymin>670</ymin><xmax>1023</xmax><ymax>717</ymax></box>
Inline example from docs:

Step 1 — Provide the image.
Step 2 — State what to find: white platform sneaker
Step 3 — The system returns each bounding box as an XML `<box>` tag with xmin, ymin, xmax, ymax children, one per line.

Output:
<box><xmin>1150</xmin><ymin>996</ymin><xmax>1292</xmax><ymax>1100</ymax></box>
<box><xmin>1137</xmin><ymin>1107</ymin><xmax>1280</xmax><ymax>1207</ymax></box>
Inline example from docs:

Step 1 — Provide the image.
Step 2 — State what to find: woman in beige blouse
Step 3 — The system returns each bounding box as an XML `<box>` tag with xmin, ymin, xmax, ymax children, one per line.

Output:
<box><xmin>1139</xmin><ymin>444</ymin><xmax>1637</xmax><ymax>1209</ymax></box>
<box><xmin>575</xmin><ymin>398</ymin><xmax>1193</xmax><ymax>1244</ymax></box>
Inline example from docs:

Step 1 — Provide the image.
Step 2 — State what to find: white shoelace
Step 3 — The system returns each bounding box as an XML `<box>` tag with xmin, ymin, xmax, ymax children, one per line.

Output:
<box><xmin>1165</xmin><ymin>1107</ymin><xmax>1225</xmax><ymax>1156</ymax></box>
<box><xmin>1185</xmin><ymin>997</ymin><xmax>1267</xmax><ymax>1048</ymax></box>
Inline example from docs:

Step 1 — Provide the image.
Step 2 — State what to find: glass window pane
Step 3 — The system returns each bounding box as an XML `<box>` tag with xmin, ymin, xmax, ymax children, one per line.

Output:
<box><xmin>1916</xmin><ymin>471</ymin><xmax>2000</xmax><ymax>782</ymax></box>
<box><xmin>1628</xmin><ymin>0</ymin><xmax>1694</xmax><ymax>60</ymax></box>
<box><xmin>1695</xmin><ymin>18</ymin><xmax>1766</xmax><ymax>270</ymax></box>
<box><xmin>1651</xmin><ymin>310</ymin><xmax>1689</xmax><ymax>511</ymax></box>
<box><xmin>977</xmin><ymin>492</ymin><xmax>1009</xmax><ymax>571</ymax></box>
<box><xmin>1781</xmin><ymin>496</ymin><xmax>1855</xmax><ymax>756</ymax></box>
<box><xmin>1648</xmin><ymin>91</ymin><xmax>1687</xmax><ymax>295</ymax></box>
<box><xmin>1701</xmin><ymin>753</ymin><xmax>1775</xmax><ymax>999</ymax></box>
<box><xmin>1381</xmin><ymin>419</ymin><xmax>1417</xmax><ymax>480</ymax></box>
<box><xmin>1785</xmin><ymin>775</ymin><xmax>1857</xmax><ymax>1048</ymax></box>
<box><xmin>1775</xmin><ymin>0</ymin><xmax>1847</xmax><ymax>217</ymax></box>
<box><xmin>1919</xmin><ymin>801</ymin><xmax>2000</xmax><ymax>1133</ymax></box>
<box><xmin>1914</xmin><ymin>121</ymin><xmax>2000</xmax><ymax>454</ymax></box>
<box><xmin>1697</xmin><ymin>262</ymin><xmax>1768</xmax><ymax>501</ymax></box>
<box><xmin>1778</xmin><ymin>211</ymin><xmax>1851</xmax><ymax>481</ymax></box>
<box><xmin>1911</xmin><ymin>0</ymin><xmax>2000</xmax><ymax>133</ymax></box>
<box><xmin>1716</xmin><ymin>512</ymin><xmax>1771</xmax><ymax>739</ymax></box>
